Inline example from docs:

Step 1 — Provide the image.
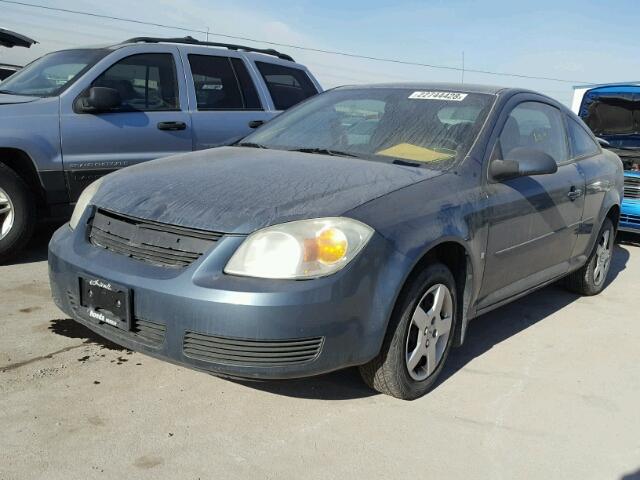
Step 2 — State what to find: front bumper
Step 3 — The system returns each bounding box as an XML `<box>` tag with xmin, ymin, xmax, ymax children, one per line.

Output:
<box><xmin>48</xmin><ymin>219</ymin><xmax>407</xmax><ymax>380</ymax></box>
<box><xmin>619</xmin><ymin>199</ymin><xmax>640</xmax><ymax>233</ymax></box>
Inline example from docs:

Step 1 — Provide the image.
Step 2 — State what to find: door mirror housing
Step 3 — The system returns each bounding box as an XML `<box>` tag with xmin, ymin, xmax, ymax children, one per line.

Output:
<box><xmin>77</xmin><ymin>87</ymin><xmax>122</xmax><ymax>113</ymax></box>
<box><xmin>596</xmin><ymin>137</ymin><xmax>610</xmax><ymax>148</ymax></box>
<box><xmin>490</xmin><ymin>147</ymin><xmax>558</xmax><ymax>180</ymax></box>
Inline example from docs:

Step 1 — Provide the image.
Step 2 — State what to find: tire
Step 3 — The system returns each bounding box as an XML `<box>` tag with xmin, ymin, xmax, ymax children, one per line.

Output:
<box><xmin>359</xmin><ymin>263</ymin><xmax>457</xmax><ymax>400</ymax></box>
<box><xmin>564</xmin><ymin>217</ymin><xmax>614</xmax><ymax>296</ymax></box>
<box><xmin>0</xmin><ymin>163</ymin><xmax>36</xmax><ymax>263</ymax></box>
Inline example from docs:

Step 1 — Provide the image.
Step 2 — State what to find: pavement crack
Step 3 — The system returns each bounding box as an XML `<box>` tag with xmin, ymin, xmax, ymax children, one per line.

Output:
<box><xmin>0</xmin><ymin>344</ymin><xmax>85</xmax><ymax>372</ymax></box>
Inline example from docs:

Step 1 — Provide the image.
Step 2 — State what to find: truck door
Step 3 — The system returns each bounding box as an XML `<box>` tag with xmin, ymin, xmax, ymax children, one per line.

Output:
<box><xmin>178</xmin><ymin>50</ymin><xmax>272</xmax><ymax>150</ymax></box>
<box><xmin>59</xmin><ymin>47</ymin><xmax>193</xmax><ymax>200</ymax></box>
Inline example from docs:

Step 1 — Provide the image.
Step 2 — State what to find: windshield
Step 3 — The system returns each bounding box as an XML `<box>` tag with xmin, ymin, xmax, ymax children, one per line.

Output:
<box><xmin>0</xmin><ymin>49</ymin><xmax>108</xmax><ymax>97</ymax></box>
<box><xmin>241</xmin><ymin>88</ymin><xmax>494</xmax><ymax>170</ymax></box>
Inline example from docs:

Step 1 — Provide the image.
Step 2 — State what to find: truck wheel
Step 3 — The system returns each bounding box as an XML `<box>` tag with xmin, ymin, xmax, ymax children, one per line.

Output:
<box><xmin>564</xmin><ymin>217</ymin><xmax>614</xmax><ymax>296</ymax></box>
<box><xmin>359</xmin><ymin>263</ymin><xmax>457</xmax><ymax>400</ymax></box>
<box><xmin>0</xmin><ymin>163</ymin><xmax>36</xmax><ymax>263</ymax></box>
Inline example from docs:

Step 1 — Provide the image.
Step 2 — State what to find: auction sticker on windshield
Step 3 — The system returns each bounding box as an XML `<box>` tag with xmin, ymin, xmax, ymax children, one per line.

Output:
<box><xmin>409</xmin><ymin>91</ymin><xmax>468</xmax><ymax>101</ymax></box>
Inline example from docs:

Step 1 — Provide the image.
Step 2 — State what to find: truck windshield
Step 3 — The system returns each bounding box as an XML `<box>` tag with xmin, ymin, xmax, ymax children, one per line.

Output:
<box><xmin>240</xmin><ymin>87</ymin><xmax>494</xmax><ymax>170</ymax></box>
<box><xmin>0</xmin><ymin>49</ymin><xmax>108</xmax><ymax>97</ymax></box>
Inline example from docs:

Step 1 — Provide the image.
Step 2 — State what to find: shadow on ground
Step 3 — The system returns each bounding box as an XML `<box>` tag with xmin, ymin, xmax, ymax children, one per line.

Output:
<box><xmin>4</xmin><ymin>222</ymin><xmax>63</xmax><ymax>265</ymax></box>
<box><xmin>48</xmin><ymin>318</ymin><xmax>126</xmax><ymax>352</ymax></box>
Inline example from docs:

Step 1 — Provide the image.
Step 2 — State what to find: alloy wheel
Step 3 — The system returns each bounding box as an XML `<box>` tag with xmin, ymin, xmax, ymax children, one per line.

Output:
<box><xmin>405</xmin><ymin>283</ymin><xmax>453</xmax><ymax>381</ymax></box>
<box><xmin>0</xmin><ymin>187</ymin><xmax>14</xmax><ymax>241</ymax></box>
<box><xmin>593</xmin><ymin>228</ymin><xmax>612</xmax><ymax>287</ymax></box>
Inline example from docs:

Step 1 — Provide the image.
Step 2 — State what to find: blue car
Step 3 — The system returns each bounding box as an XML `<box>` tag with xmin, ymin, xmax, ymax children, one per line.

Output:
<box><xmin>49</xmin><ymin>83</ymin><xmax>623</xmax><ymax>399</ymax></box>
<box><xmin>573</xmin><ymin>84</ymin><xmax>640</xmax><ymax>234</ymax></box>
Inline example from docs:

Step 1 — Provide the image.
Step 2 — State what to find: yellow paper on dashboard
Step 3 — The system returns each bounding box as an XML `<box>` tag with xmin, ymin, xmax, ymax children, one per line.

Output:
<box><xmin>376</xmin><ymin>143</ymin><xmax>454</xmax><ymax>163</ymax></box>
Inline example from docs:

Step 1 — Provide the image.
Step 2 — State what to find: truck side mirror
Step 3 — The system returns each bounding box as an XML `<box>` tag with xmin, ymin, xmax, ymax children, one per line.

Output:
<box><xmin>77</xmin><ymin>87</ymin><xmax>121</xmax><ymax>113</ymax></box>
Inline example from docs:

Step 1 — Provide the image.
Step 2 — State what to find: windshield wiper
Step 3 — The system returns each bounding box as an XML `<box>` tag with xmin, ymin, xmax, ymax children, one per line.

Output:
<box><xmin>0</xmin><ymin>90</ymin><xmax>16</xmax><ymax>95</ymax></box>
<box><xmin>236</xmin><ymin>142</ymin><xmax>268</xmax><ymax>149</ymax></box>
<box><xmin>289</xmin><ymin>147</ymin><xmax>359</xmax><ymax>158</ymax></box>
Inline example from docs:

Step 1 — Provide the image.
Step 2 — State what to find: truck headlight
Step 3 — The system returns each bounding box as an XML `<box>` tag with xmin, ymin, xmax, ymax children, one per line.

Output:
<box><xmin>224</xmin><ymin>217</ymin><xmax>374</xmax><ymax>279</ymax></box>
<box><xmin>69</xmin><ymin>177</ymin><xmax>105</xmax><ymax>230</ymax></box>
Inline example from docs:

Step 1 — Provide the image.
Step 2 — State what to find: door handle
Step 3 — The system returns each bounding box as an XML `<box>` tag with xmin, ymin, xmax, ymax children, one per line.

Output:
<box><xmin>248</xmin><ymin>120</ymin><xmax>265</xmax><ymax>129</ymax></box>
<box><xmin>567</xmin><ymin>186</ymin><xmax>583</xmax><ymax>201</ymax></box>
<box><xmin>157</xmin><ymin>121</ymin><xmax>187</xmax><ymax>131</ymax></box>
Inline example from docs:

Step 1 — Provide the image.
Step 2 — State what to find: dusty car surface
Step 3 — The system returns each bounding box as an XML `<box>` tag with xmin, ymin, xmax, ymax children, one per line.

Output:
<box><xmin>48</xmin><ymin>83</ymin><xmax>623</xmax><ymax>399</ymax></box>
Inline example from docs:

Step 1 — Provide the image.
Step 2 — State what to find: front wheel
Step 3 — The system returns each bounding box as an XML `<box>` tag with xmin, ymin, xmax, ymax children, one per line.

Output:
<box><xmin>564</xmin><ymin>217</ymin><xmax>615</xmax><ymax>296</ymax></box>
<box><xmin>359</xmin><ymin>263</ymin><xmax>457</xmax><ymax>400</ymax></box>
<box><xmin>0</xmin><ymin>164</ymin><xmax>36</xmax><ymax>263</ymax></box>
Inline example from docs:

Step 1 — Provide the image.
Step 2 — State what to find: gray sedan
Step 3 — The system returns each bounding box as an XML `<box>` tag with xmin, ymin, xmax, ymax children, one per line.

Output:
<box><xmin>48</xmin><ymin>83</ymin><xmax>623</xmax><ymax>399</ymax></box>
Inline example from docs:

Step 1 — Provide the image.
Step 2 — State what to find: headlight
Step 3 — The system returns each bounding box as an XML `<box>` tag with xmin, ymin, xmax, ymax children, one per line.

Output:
<box><xmin>224</xmin><ymin>217</ymin><xmax>374</xmax><ymax>279</ymax></box>
<box><xmin>69</xmin><ymin>177</ymin><xmax>105</xmax><ymax>230</ymax></box>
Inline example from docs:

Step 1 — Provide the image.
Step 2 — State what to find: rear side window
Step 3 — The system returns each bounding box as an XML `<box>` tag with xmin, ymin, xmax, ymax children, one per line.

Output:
<box><xmin>230</xmin><ymin>58</ymin><xmax>262</xmax><ymax>110</ymax></box>
<box><xmin>188</xmin><ymin>55</ymin><xmax>243</xmax><ymax>110</ymax></box>
<box><xmin>255</xmin><ymin>61</ymin><xmax>318</xmax><ymax>110</ymax></box>
<box><xmin>498</xmin><ymin>101</ymin><xmax>568</xmax><ymax>164</ymax></box>
<box><xmin>91</xmin><ymin>53</ymin><xmax>178</xmax><ymax>111</ymax></box>
<box><xmin>567</xmin><ymin>117</ymin><xmax>600</xmax><ymax>158</ymax></box>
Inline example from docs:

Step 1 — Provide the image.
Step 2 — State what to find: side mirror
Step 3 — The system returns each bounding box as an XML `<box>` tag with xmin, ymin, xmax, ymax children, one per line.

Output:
<box><xmin>77</xmin><ymin>87</ymin><xmax>121</xmax><ymax>113</ymax></box>
<box><xmin>490</xmin><ymin>147</ymin><xmax>558</xmax><ymax>180</ymax></box>
<box><xmin>596</xmin><ymin>137</ymin><xmax>610</xmax><ymax>148</ymax></box>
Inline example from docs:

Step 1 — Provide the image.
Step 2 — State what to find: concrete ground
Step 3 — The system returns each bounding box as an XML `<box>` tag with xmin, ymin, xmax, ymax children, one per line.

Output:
<box><xmin>1</xmin><ymin>226</ymin><xmax>639</xmax><ymax>480</ymax></box>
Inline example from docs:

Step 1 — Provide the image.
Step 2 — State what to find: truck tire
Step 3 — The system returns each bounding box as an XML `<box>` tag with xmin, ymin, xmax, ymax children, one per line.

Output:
<box><xmin>564</xmin><ymin>217</ymin><xmax>614</xmax><ymax>296</ymax></box>
<box><xmin>0</xmin><ymin>163</ymin><xmax>36</xmax><ymax>263</ymax></box>
<box><xmin>359</xmin><ymin>263</ymin><xmax>457</xmax><ymax>400</ymax></box>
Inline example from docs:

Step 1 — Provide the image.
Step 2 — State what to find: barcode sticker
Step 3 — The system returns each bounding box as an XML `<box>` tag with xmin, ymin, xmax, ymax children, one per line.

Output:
<box><xmin>409</xmin><ymin>91</ymin><xmax>468</xmax><ymax>101</ymax></box>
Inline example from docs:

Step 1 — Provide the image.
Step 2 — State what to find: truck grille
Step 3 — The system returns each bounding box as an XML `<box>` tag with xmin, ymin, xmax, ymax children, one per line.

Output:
<box><xmin>620</xmin><ymin>213</ymin><xmax>640</xmax><ymax>227</ymax></box>
<box><xmin>183</xmin><ymin>331</ymin><xmax>324</xmax><ymax>366</ymax></box>
<box><xmin>624</xmin><ymin>176</ymin><xmax>640</xmax><ymax>199</ymax></box>
<box><xmin>89</xmin><ymin>209</ymin><xmax>223</xmax><ymax>268</ymax></box>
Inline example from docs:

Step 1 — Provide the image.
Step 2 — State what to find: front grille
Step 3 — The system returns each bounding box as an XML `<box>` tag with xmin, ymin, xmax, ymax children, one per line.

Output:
<box><xmin>620</xmin><ymin>213</ymin><xmax>640</xmax><ymax>226</ymax></box>
<box><xmin>624</xmin><ymin>176</ymin><xmax>640</xmax><ymax>199</ymax></box>
<box><xmin>89</xmin><ymin>209</ymin><xmax>223</xmax><ymax>268</ymax></box>
<box><xmin>66</xmin><ymin>290</ymin><xmax>166</xmax><ymax>347</ymax></box>
<box><xmin>183</xmin><ymin>331</ymin><xmax>324</xmax><ymax>367</ymax></box>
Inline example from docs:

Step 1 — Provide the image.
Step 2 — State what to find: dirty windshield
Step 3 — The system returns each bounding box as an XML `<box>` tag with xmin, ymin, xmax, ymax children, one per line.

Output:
<box><xmin>241</xmin><ymin>87</ymin><xmax>494</xmax><ymax>170</ymax></box>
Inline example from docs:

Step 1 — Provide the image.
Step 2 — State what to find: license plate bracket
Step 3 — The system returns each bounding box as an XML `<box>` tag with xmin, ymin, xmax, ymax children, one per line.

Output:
<box><xmin>80</xmin><ymin>277</ymin><xmax>131</xmax><ymax>330</ymax></box>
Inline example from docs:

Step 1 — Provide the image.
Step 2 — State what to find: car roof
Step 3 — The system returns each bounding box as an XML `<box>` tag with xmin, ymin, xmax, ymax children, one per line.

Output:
<box><xmin>337</xmin><ymin>82</ymin><xmax>526</xmax><ymax>95</ymax></box>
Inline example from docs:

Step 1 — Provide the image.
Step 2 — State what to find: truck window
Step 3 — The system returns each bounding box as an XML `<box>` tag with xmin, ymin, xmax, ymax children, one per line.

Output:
<box><xmin>230</xmin><ymin>58</ymin><xmax>262</xmax><ymax>110</ymax></box>
<box><xmin>90</xmin><ymin>53</ymin><xmax>178</xmax><ymax>111</ymax></box>
<box><xmin>255</xmin><ymin>61</ymin><xmax>318</xmax><ymax>110</ymax></box>
<box><xmin>188</xmin><ymin>55</ymin><xmax>244</xmax><ymax>110</ymax></box>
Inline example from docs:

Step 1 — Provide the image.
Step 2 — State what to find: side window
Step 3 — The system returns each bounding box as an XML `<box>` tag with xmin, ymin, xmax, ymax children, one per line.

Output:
<box><xmin>91</xmin><ymin>53</ymin><xmax>178</xmax><ymax>111</ymax></box>
<box><xmin>255</xmin><ymin>61</ymin><xmax>318</xmax><ymax>110</ymax></box>
<box><xmin>498</xmin><ymin>101</ymin><xmax>568</xmax><ymax>164</ymax></box>
<box><xmin>567</xmin><ymin>117</ymin><xmax>600</xmax><ymax>158</ymax></box>
<box><xmin>230</xmin><ymin>58</ymin><xmax>262</xmax><ymax>110</ymax></box>
<box><xmin>188</xmin><ymin>55</ymin><xmax>243</xmax><ymax>110</ymax></box>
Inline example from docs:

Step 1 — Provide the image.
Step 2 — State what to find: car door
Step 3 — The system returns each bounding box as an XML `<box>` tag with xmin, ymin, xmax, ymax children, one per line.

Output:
<box><xmin>60</xmin><ymin>48</ymin><xmax>193</xmax><ymax>200</ymax></box>
<box><xmin>180</xmin><ymin>50</ymin><xmax>273</xmax><ymax>149</ymax></box>
<box><xmin>477</xmin><ymin>98</ymin><xmax>586</xmax><ymax>309</ymax></box>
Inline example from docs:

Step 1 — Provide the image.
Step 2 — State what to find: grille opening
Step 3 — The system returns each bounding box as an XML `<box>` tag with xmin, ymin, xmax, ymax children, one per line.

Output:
<box><xmin>89</xmin><ymin>209</ymin><xmax>223</xmax><ymax>268</ymax></box>
<box><xmin>183</xmin><ymin>331</ymin><xmax>324</xmax><ymax>366</ymax></box>
<box><xmin>624</xmin><ymin>176</ymin><xmax>640</xmax><ymax>200</ymax></box>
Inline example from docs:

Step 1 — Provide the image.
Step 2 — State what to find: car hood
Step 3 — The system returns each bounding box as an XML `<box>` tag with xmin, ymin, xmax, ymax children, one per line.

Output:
<box><xmin>0</xmin><ymin>93</ymin><xmax>40</xmax><ymax>105</ymax></box>
<box><xmin>92</xmin><ymin>146</ymin><xmax>437</xmax><ymax>234</ymax></box>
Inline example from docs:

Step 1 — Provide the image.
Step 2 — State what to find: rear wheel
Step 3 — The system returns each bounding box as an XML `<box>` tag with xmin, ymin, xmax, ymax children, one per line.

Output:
<box><xmin>564</xmin><ymin>217</ymin><xmax>614</xmax><ymax>296</ymax></box>
<box><xmin>0</xmin><ymin>164</ymin><xmax>35</xmax><ymax>263</ymax></box>
<box><xmin>359</xmin><ymin>263</ymin><xmax>457</xmax><ymax>400</ymax></box>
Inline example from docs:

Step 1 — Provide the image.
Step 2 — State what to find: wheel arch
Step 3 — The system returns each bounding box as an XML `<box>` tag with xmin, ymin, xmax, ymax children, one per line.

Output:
<box><xmin>0</xmin><ymin>148</ymin><xmax>46</xmax><ymax>210</ymax></box>
<box><xmin>392</xmin><ymin>238</ymin><xmax>475</xmax><ymax>348</ymax></box>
